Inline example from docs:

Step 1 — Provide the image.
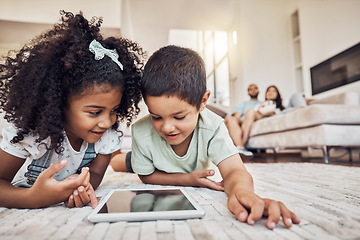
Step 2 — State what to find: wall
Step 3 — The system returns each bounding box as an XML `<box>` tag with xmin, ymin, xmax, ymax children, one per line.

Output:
<box><xmin>231</xmin><ymin>0</ymin><xmax>295</xmax><ymax>105</ymax></box>
<box><xmin>2</xmin><ymin>0</ymin><xmax>359</xmax><ymax>105</ymax></box>
<box><xmin>0</xmin><ymin>0</ymin><xmax>122</xmax><ymax>55</ymax></box>
<box><xmin>120</xmin><ymin>0</ymin><xmax>238</xmax><ymax>56</ymax></box>
<box><xmin>295</xmin><ymin>0</ymin><xmax>360</xmax><ymax>98</ymax></box>
<box><xmin>232</xmin><ymin>0</ymin><xmax>360</xmax><ymax>104</ymax></box>
<box><xmin>121</xmin><ymin>0</ymin><xmax>297</xmax><ymax>106</ymax></box>
<box><xmin>0</xmin><ymin>0</ymin><xmax>121</xmax><ymax>27</ymax></box>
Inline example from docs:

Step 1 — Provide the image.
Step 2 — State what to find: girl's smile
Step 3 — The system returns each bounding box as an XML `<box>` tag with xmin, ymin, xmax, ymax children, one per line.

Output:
<box><xmin>90</xmin><ymin>131</ymin><xmax>105</xmax><ymax>138</ymax></box>
<box><xmin>64</xmin><ymin>85</ymin><xmax>122</xmax><ymax>151</ymax></box>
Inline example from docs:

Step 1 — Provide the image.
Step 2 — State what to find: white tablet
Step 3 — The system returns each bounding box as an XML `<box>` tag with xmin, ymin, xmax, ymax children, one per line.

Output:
<box><xmin>88</xmin><ymin>188</ymin><xmax>205</xmax><ymax>223</ymax></box>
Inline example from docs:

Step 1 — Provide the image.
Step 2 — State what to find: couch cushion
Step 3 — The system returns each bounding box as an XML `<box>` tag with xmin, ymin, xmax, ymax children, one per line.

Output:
<box><xmin>250</xmin><ymin>104</ymin><xmax>360</xmax><ymax>137</ymax></box>
<box><xmin>247</xmin><ymin>124</ymin><xmax>360</xmax><ymax>148</ymax></box>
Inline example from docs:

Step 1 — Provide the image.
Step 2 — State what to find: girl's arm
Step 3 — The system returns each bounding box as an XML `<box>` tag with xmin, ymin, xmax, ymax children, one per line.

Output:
<box><xmin>218</xmin><ymin>154</ymin><xmax>300</xmax><ymax>229</ymax></box>
<box><xmin>87</xmin><ymin>153</ymin><xmax>112</xmax><ymax>189</ymax></box>
<box><xmin>0</xmin><ymin>149</ymin><xmax>29</xmax><ymax>208</ymax></box>
<box><xmin>0</xmin><ymin>149</ymin><xmax>88</xmax><ymax>208</ymax></box>
<box><xmin>138</xmin><ymin>169</ymin><xmax>224</xmax><ymax>191</ymax></box>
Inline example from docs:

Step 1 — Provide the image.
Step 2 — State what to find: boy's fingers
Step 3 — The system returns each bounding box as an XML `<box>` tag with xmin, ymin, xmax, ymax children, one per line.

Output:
<box><xmin>41</xmin><ymin>160</ymin><xmax>67</xmax><ymax>179</ymax></box>
<box><xmin>235</xmin><ymin>194</ymin><xmax>265</xmax><ymax>225</ymax></box>
<box><xmin>278</xmin><ymin>202</ymin><xmax>293</xmax><ymax>228</ymax></box>
<box><xmin>276</xmin><ymin>201</ymin><xmax>300</xmax><ymax>228</ymax></box>
<box><xmin>227</xmin><ymin>195</ymin><xmax>249</xmax><ymax>223</ymax></box>
<box><xmin>206</xmin><ymin>169</ymin><xmax>215</xmax><ymax>176</ymax></box>
<box><xmin>264</xmin><ymin>200</ymin><xmax>281</xmax><ymax>229</ymax></box>
<box><xmin>291</xmin><ymin>211</ymin><xmax>301</xmax><ymax>224</ymax></box>
<box><xmin>247</xmin><ymin>199</ymin><xmax>265</xmax><ymax>225</ymax></box>
<box><xmin>201</xmin><ymin>178</ymin><xmax>224</xmax><ymax>191</ymax></box>
<box><xmin>285</xmin><ymin>207</ymin><xmax>300</xmax><ymax>226</ymax></box>
<box><xmin>196</xmin><ymin>169</ymin><xmax>215</xmax><ymax>178</ymax></box>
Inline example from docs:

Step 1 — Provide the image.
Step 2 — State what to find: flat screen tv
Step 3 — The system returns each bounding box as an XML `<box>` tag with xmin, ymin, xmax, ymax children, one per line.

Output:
<box><xmin>310</xmin><ymin>42</ymin><xmax>360</xmax><ymax>95</ymax></box>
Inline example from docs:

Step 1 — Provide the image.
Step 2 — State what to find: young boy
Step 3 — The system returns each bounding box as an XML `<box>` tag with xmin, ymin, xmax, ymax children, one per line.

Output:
<box><xmin>111</xmin><ymin>45</ymin><xmax>300</xmax><ymax>229</ymax></box>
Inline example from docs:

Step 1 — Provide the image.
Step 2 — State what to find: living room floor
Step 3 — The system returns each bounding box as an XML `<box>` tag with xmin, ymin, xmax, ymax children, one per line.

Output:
<box><xmin>243</xmin><ymin>148</ymin><xmax>360</xmax><ymax>167</ymax></box>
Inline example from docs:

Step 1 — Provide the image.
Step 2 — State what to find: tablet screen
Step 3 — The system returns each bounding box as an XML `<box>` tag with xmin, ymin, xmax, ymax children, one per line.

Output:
<box><xmin>98</xmin><ymin>189</ymin><xmax>196</xmax><ymax>214</ymax></box>
<box><xmin>88</xmin><ymin>188</ymin><xmax>205</xmax><ymax>222</ymax></box>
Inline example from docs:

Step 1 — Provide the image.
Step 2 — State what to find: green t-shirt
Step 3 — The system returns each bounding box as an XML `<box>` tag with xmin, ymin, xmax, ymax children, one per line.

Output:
<box><xmin>131</xmin><ymin>108</ymin><xmax>238</xmax><ymax>175</ymax></box>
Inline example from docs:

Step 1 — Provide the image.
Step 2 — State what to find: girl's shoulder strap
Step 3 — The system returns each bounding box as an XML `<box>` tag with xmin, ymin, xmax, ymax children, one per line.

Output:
<box><xmin>76</xmin><ymin>143</ymin><xmax>96</xmax><ymax>173</ymax></box>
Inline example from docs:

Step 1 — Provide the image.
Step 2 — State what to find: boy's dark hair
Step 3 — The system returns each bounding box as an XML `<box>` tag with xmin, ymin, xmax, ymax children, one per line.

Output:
<box><xmin>0</xmin><ymin>10</ymin><xmax>145</xmax><ymax>153</ymax></box>
<box><xmin>141</xmin><ymin>45</ymin><xmax>206</xmax><ymax>109</ymax></box>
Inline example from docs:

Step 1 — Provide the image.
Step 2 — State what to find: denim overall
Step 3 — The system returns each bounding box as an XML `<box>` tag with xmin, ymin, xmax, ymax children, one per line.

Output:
<box><xmin>18</xmin><ymin>143</ymin><xmax>96</xmax><ymax>188</ymax></box>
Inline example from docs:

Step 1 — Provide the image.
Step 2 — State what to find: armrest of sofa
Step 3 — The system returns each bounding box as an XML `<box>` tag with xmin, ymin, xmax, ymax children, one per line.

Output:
<box><xmin>309</xmin><ymin>92</ymin><xmax>359</xmax><ymax>105</ymax></box>
<box><xmin>206</xmin><ymin>104</ymin><xmax>231</xmax><ymax>118</ymax></box>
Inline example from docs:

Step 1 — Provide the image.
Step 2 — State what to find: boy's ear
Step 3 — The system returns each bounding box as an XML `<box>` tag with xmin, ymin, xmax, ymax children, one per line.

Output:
<box><xmin>199</xmin><ymin>90</ymin><xmax>211</xmax><ymax>111</ymax></box>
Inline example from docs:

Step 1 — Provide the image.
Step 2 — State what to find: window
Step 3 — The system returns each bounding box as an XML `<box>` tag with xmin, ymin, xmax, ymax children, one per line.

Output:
<box><xmin>168</xmin><ymin>29</ymin><xmax>230</xmax><ymax>106</ymax></box>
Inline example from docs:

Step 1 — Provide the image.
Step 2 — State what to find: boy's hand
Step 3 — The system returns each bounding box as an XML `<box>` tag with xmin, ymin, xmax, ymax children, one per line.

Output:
<box><xmin>227</xmin><ymin>190</ymin><xmax>300</xmax><ymax>229</ymax></box>
<box><xmin>27</xmin><ymin>160</ymin><xmax>89</xmax><ymax>208</ymax></box>
<box><xmin>189</xmin><ymin>169</ymin><xmax>224</xmax><ymax>191</ymax></box>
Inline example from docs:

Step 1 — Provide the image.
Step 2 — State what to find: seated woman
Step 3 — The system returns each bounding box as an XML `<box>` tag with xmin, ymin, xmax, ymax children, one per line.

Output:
<box><xmin>226</xmin><ymin>85</ymin><xmax>306</xmax><ymax>157</ymax></box>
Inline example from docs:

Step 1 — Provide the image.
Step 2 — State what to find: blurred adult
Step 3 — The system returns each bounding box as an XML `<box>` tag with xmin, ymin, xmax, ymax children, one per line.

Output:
<box><xmin>225</xmin><ymin>84</ymin><xmax>261</xmax><ymax>156</ymax></box>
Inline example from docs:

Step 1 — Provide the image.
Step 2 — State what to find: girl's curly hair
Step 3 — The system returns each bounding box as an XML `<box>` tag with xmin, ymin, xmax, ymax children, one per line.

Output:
<box><xmin>0</xmin><ymin>10</ymin><xmax>145</xmax><ymax>153</ymax></box>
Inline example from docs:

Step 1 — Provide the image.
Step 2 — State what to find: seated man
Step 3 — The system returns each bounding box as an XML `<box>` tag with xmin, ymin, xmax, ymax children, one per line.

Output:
<box><xmin>225</xmin><ymin>84</ymin><xmax>261</xmax><ymax>157</ymax></box>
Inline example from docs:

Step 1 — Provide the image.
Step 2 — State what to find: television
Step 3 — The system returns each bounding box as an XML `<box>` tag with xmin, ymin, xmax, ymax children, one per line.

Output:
<box><xmin>310</xmin><ymin>42</ymin><xmax>360</xmax><ymax>95</ymax></box>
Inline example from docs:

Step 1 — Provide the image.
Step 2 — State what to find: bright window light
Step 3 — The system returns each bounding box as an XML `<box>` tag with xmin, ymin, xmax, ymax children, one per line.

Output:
<box><xmin>232</xmin><ymin>31</ymin><xmax>237</xmax><ymax>45</ymax></box>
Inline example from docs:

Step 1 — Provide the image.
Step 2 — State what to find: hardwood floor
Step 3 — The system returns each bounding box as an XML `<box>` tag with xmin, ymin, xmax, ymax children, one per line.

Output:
<box><xmin>242</xmin><ymin>148</ymin><xmax>360</xmax><ymax>167</ymax></box>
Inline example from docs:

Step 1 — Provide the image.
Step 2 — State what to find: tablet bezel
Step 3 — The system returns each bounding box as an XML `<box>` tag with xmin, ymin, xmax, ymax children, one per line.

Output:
<box><xmin>88</xmin><ymin>187</ymin><xmax>205</xmax><ymax>223</ymax></box>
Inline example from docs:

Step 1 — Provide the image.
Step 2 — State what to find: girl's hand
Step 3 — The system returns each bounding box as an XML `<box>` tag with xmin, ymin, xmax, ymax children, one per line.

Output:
<box><xmin>189</xmin><ymin>169</ymin><xmax>224</xmax><ymax>191</ymax></box>
<box><xmin>65</xmin><ymin>183</ymin><xmax>98</xmax><ymax>209</ymax></box>
<box><xmin>27</xmin><ymin>160</ymin><xmax>89</xmax><ymax>208</ymax></box>
<box><xmin>64</xmin><ymin>168</ymin><xmax>98</xmax><ymax>208</ymax></box>
<box><xmin>227</xmin><ymin>191</ymin><xmax>300</xmax><ymax>229</ymax></box>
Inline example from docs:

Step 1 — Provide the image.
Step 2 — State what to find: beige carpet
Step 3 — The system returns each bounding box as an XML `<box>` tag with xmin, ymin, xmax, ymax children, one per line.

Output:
<box><xmin>245</xmin><ymin>163</ymin><xmax>360</xmax><ymax>239</ymax></box>
<box><xmin>0</xmin><ymin>163</ymin><xmax>359</xmax><ymax>240</ymax></box>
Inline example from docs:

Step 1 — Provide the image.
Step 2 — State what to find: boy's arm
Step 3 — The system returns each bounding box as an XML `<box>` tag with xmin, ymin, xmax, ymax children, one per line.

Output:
<box><xmin>138</xmin><ymin>169</ymin><xmax>224</xmax><ymax>191</ymax></box>
<box><xmin>218</xmin><ymin>154</ymin><xmax>300</xmax><ymax>229</ymax></box>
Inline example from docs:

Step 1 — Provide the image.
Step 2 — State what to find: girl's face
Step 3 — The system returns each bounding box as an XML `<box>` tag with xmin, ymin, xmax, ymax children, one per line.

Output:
<box><xmin>265</xmin><ymin>87</ymin><xmax>278</xmax><ymax>101</ymax></box>
<box><xmin>64</xmin><ymin>85</ymin><xmax>122</xmax><ymax>150</ymax></box>
<box><xmin>145</xmin><ymin>92</ymin><xmax>209</xmax><ymax>157</ymax></box>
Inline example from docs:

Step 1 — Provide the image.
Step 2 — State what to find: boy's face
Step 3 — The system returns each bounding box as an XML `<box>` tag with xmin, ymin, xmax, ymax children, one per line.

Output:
<box><xmin>64</xmin><ymin>85</ymin><xmax>122</xmax><ymax>149</ymax></box>
<box><xmin>145</xmin><ymin>94</ymin><xmax>208</xmax><ymax>156</ymax></box>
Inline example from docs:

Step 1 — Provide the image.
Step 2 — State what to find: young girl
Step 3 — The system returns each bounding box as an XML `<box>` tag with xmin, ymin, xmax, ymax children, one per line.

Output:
<box><xmin>0</xmin><ymin>11</ymin><xmax>144</xmax><ymax>209</ymax></box>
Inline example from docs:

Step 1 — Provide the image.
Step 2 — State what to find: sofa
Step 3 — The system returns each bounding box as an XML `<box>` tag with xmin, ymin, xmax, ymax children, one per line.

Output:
<box><xmin>207</xmin><ymin>92</ymin><xmax>360</xmax><ymax>163</ymax></box>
